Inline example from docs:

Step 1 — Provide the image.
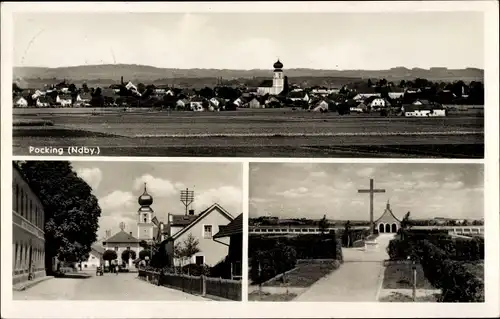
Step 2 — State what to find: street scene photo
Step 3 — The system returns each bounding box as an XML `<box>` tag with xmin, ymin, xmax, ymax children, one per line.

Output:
<box><xmin>12</xmin><ymin>161</ymin><xmax>243</xmax><ymax>301</ymax></box>
<box><xmin>12</xmin><ymin>11</ymin><xmax>484</xmax><ymax>158</ymax></box>
<box><xmin>248</xmin><ymin>163</ymin><xmax>484</xmax><ymax>302</ymax></box>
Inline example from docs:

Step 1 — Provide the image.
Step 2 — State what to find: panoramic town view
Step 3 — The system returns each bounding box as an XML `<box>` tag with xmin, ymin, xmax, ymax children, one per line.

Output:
<box><xmin>12</xmin><ymin>12</ymin><xmax>484</xmax><ymax>158</ymax></box>
<box><xmin>12</xmin><ymin>161</ymin><xmax>243</xmax><ymax>301</ymax></box>
<box><xmin>248</xmin><ymin>163</ymin><xmax>484</xmax><ymax>302</ymax></box>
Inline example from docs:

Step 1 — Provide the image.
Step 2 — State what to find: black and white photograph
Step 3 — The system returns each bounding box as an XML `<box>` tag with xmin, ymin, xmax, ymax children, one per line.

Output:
<box><xmin>12</xmin><ymin>160</ymin><xmax>243</xmax><ymax>301</ymax></box>
<box><xmin>248</xmin><ymin>163</ymin><xmax>484</xmax><ymax>302</ymax></box>
<box><xmin>11</xmin><ymin>11</ymin><xmax>484</xmax><ymax>158</ymax></box>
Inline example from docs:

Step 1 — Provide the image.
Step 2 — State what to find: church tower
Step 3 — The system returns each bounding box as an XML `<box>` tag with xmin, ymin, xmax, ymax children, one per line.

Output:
<box><xmin>272</xmin><ymin>59</ymin><xmax>284</xmax><ymax>95</ymax></box>
<box><xmin>137</xmin><ymin>183</ymin><xmax>155</xmax><ymax>242</ymax></box>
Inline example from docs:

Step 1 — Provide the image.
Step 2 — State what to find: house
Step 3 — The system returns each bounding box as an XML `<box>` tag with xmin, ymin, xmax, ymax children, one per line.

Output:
<box><xmin>102</xmin><ymin>230</ymin><xmax>142</xmax><ymax>268</ymax></box>
<box><xmin>81</xmin><ymin>244</ymin><xmax>105</xmax><ymax>269</ymax></box>
<box><xmin>213</xmin><ymin>213</ymin><xmax>243</xmax><ymax>279</ymax></box>
<box><xmin>353</xmin><ymin>93</ymin><xmax>381</xmax><ymax>101</ymax></box>
<box><xmin>13</xmin><ymin>96</ymin><xmax>28</xmax><ymax>108</ymax></box>
<box><xmin>288</xmin><ymin>90</ymin><xmax>310</xmax><ymax>102</ymax></box>
<box><xmin>163</xmin><ymin>203</ymin><xmax>234</xmax><ymax>267</ymax></box>
<box><xmin>375</xmin><ymin>200</ymin><xmax>401</xmax><ymax>233</ymax></box>
<box><xmin>176</xmin><ymin>98</ymin><xmax>189</xmax><ymax>110</ymax></box>
<box><xmin>56</xmin><ymin>94</ymin><xmax>73</xmax><ymax>107</ymax></box>
<box><xmin>369</xmin><ymin>98</ymin><xmax>391</xmax><ymax>109</ymax></box>
<box><xmin>310</xmin><ymin>100</ymin><xmax>329</xmax><ymax>112</ymax></box>
<box><xmin>247</xmin><ymin>97</ymin><xmax>262</xmax><ymax>109</ymax></box>
<box><xmin>190</xmin><ymin>96</ymin><xmax>206</xmax><ymax>111</ymax></box>
<box><xmin>36</xmin><ymin>96</ymin><xmax>52</xmax><ymax>108</ymax></box>
<box><xmin>388</xmin><ymin>92</ymin><xmax>405</xmax><ymax>99</ymax></box>
<box><xmin>76</xmin><ymin>93</ymin><xmax>92</xmax><ymax>103</ymax></box>
<box><xmin>403</xmin><ymin>104</ymin><xmax>446</xmax><ymax>117</ymax></box>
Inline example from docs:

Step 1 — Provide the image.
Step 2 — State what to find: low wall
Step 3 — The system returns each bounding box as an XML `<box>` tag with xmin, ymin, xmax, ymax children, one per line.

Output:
<box><xmin>138</xmin><ymin>269</ymin><xmax>242</xmax><ymax>301</ymax></box>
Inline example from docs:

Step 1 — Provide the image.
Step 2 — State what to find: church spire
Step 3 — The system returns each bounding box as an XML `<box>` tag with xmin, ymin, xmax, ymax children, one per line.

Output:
<box><xmin>386</xmin><ymin>199</ymin><xmax>390</xmax><ymax>209</ymax></box>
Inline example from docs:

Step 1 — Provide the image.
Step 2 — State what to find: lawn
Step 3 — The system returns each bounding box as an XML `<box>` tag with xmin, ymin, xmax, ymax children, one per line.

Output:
<box><xmin>263</xmin><ymin>262</ymin><xmax>339</xmax><ymax>288</ymax></box>
<box><xmin>379</xmin><ymin>291</ymin><xmax>440</xmax><ymax>302</ymax></box>
<box><xmin>248</xmin><ymin>291</ymin><xmax>297</xmax><ymax>302</ymax></box>
<box><xmin>382</xmin><ymin>263</ymin><xmax>434</xmax><ymax>289</ymax></box>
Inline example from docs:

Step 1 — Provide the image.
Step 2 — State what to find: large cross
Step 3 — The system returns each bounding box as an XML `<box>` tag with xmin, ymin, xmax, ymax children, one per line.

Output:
<box><xmin>358</xmin><ymin>178</ymin><xmax>386</xmax><ymax>234</ymax></box>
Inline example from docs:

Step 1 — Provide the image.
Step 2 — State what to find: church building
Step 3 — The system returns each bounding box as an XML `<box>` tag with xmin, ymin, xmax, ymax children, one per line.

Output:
<box><xmin>101</xmin><ymin>184</ymin><xmax>158</xmax><ymax>267</ymax></box>
<box><xmin>257</xmin><ymin>59</ymin><xmax>285</xmax><ymax>96</ymax></box>
<box><xmin>375</xmin><ymin>200</ymin><xmax>401</xmax><ymax>233</ymax></box>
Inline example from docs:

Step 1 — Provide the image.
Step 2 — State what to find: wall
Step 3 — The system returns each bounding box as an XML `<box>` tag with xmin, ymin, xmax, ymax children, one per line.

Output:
<box><xmin>12</xmin><ymin>166</ymin><xmax>46</xmax><ymax>284</ymax></box>
<box><xmin>102</xmin><ymin>242</ymin><xmax>141</xmax><ymax>267</ymax></box>
<box><xmin>81</xmin><ymin>251</ymin><xmax>102</xmax><ymax>269</ymax></box>
<box><xmin>172</xmin><ymin>210</ymin><xmax>232</xmax><ymax>267</ymax></box>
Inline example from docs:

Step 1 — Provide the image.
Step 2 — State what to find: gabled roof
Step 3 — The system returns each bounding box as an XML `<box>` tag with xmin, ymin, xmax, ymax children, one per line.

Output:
<box><xmin>91</xmin><ymin>244</ymin><xmax>105</xmax><ymax>255</ymax></box>
<box><xmin>375</xmin><ymin>201</ymin><xmax>401</xmax><ymax>224</ymax></box>
<box><xmin>103</xmin><ymin>231</ymin><xmax>139</xmax><ymax>244</ymax></box>
<box><xmin>169</xmin><ymin>203</ymin><xmax>234</xmax><ymax>241</ymax></box>
<box><xmin>213</xmin><ymin>213</ymin><xmax>243</xmax><ymax>239</ymax></box>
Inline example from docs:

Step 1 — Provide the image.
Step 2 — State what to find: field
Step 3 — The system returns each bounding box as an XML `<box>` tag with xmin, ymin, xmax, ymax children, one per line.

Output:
<box><xmin>13</xmin><ymin>108</ymin><xmax>484</xmax><ymax>157</ymax></box>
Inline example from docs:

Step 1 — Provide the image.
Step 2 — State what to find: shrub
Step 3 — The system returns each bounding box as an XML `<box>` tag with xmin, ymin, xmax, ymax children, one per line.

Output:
<box><xmin>181</xmin><ymin>263</ymin><xmax>210</xmax><ymax>276</ymax></box>
<box><xmin>210</xmin><ymin>258</ymin><xmax>232</xmax><ymax>279</ymax></box>
<box><xmin>249</xmin><ymin>244</ymin><xmax>297</xmax><ymax>284</ymax></box>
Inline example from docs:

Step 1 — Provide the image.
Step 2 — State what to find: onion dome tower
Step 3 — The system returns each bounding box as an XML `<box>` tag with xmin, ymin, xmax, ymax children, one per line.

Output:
<box><xmin>137</xmin><ymin>183</ymin><xmax>155</xmax><ymax>241</ymax></box>
<box><xmin>272</xmin><ymin>59</ymin><xmax>284</xmax><ymax>95</ymax></box>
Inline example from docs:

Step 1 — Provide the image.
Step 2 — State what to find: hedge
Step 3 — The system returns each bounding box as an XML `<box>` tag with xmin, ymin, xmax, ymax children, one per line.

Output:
<box><xmin>340</xmin><ymin>229</ymin><xmax>371</xmax><ymax>247</ymax></box>
<box><xmin>249</xmin><ymin>233</ymin><xmax>339</xmax><ymax>260</ymax></box>
<box><xmin>249</xmin><ymin>242</ymin><xmax>297</xmax><ymax>284</ymax></box>
<box><xmin>388</xmin><ymin>234</ymin><xmax>484</xmax><ymax>302</ymax></box>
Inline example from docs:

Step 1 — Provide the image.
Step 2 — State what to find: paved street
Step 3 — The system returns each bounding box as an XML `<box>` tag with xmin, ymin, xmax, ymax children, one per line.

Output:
<box><xmin>295</xmin><ymin>234</ymin><xmax>395</xmax><ymax>302</ymax></box>
<box><xmin>13</xmin><ymin>271</ymin><xmax>206</xmax><ymax>301</ymax></box>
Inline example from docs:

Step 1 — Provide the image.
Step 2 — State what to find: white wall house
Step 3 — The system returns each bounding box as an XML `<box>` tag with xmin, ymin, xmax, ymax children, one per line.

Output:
<box><xmin>164</xmin><ymin>203</ymin><xmax>234</xmax><ymax>267</ymax></box>
<box><xmin>56</xmin><ymin>95</ymin><xmax>72</xmax><ymax>107</ymax></box>
<box><xmin>13</xmin><ymin>97</ymin><xmax>28</xmax><ymax>108</ymax></box>
<box><xmin>81</xmin><ymin>244</ymin><xmax>105</xmax><ymax>269</ymax></box>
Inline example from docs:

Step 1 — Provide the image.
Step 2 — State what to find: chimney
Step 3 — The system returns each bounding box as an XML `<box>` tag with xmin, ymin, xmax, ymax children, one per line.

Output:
<box><xmin>189</xmin><ymin>209</ymin><xmax>195</xmax><ymax>215</ymax></box>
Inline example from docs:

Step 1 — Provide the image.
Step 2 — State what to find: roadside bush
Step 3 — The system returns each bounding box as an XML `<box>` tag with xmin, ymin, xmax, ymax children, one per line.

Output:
<box><xmin>249</xmin><ymin>233</ymin><xmax>339</xmax><ymax>260</ymax></box>
<box><xmin>181</xmin><ymin>263</ymin><xmax>210</xmax><ymax>276</ymax></box>
<box><xmin>249</xmin><ymin>243</ymin><xmax>297</xmax><ymax>284</ymax></box>
<box><xmin>210</xmin><ymin>258</ymin><xmax>232</xmax><ymax>279</ymax></box>
<box><xmin>439</xmin><ymin>260</ymin><xmax>484</xmax><ymax>302</ymax></box>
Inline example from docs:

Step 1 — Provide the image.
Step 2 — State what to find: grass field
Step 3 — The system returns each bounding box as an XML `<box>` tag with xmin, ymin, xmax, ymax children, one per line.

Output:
<box><xmin>248</xmin><ymin>291</ymin><xmax>297</xmax><ymax>302</ymax></box>
<box><xmin>263</xmin><ymin>263</ymin><xmax>339</xmax><ymax>288</ymax></box>
<box><xmin>382</xmin><ymin>263</ymin><xmax>434</xmax><ymax>290</ymax></box>
<box><xmin>12</xmin><ymin>108</ymin><xmax>484</xmax><ymax>157</ymax></box>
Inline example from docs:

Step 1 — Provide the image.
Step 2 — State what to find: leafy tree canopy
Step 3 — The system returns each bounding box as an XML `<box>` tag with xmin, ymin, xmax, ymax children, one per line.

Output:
<box><xmin>17</xmin><ymin>161</ymin><xmax>101</xmax><ymax>265</ymax></box>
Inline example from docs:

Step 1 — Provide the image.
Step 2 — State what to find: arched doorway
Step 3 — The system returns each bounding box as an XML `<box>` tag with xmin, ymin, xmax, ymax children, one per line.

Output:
<box><xmin>379</xmin><ymin>224</ymin><xmax>385</xmax><ymax>233</ymax></box>
<box><xmin>385</xmin><ymin>224</ymin><xmax>391</xmax><ymax>233</ymax></box>
<box><xmin>391</xmin><ymin>223</ymin><xmax>397</xmax><ymax>233</ymax></box>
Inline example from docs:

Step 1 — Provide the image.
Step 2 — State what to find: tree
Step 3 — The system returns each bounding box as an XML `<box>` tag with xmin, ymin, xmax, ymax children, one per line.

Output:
<box><xmin>17</xmin><ymin>161</ymin><xmax>101</xmax><ymax>275</ymax></box>
<box><xmin>137</xmin><ymin>83</ymin><xmax>146</xmax><ymax>94</ymax></box>
<box><xmin>199</xmin><ymin>87</ymin><xmax>214</xmax><ymax>99</ymax></box>
<box><xmin>318</xmin><ymin>214</ymin><xmax>329</xmax><ymax>235</ymax></box>
<box><xmin>174</xmin><ymin>234</ymin><xmax>201</xmax><ymax>274</ymax></box>
<box><xmin>13</xmin><ymin>82</ymin><xmax>23</xmax><ymax>93</ymax></box>
<box><xmin>103</xmin><ymin>249</ymin><xmax>118</xmax><ymax>262</ymax></box>
<box><xmin>68</xmin><ymin>83</ymin><xmax>77</xmax><ymax>93</ymax></box>
<box><xmin>367</xmin><ymin>79</ymin><xmax>373</xmax><ymax>87</ymax></box>
<box><xmin>400</xmin><ymin>211</ymin><xmax>411</xmax><ymax>240</ymax></box>
<box><xmin>139</xmin><ymin>249</ymin><xmax>151</xmax><ymax>260</ymax></box>
<box><xmin>121</xmin><ymin>249</ymin><xmax>137</xmax><ymax>263</ymax></box>
<box><xmin>82</xmin><ymin>83</ymin><xmax>90</xmax><ymax>93</ymax></box>
<box><xmin>343</xmin><ymin>220</ymin><xmax>352</xmax><ymax>247</ymax></box>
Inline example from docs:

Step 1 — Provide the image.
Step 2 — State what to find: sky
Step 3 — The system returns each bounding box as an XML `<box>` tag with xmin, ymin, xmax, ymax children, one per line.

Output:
<box><xmin>249</xmin><ymin>163</ymin><xmax>484</xmax><ymax>221</ymax></box>
<box><xmin>72</xmin><ymin>161</ymin><xmax>243</xmax><ymax>240</ymax></box>
<box><xmin>13</xmin><ymin>12</ymin><xmax>484</xmax><ymax>70</ymax></box>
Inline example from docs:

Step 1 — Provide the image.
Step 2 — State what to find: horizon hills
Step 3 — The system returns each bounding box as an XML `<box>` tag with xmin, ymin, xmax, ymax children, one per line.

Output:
<box><xmin>13</xmin><ymin>63</ymin><xmax>484</xmax><ymax>85</ymax></box>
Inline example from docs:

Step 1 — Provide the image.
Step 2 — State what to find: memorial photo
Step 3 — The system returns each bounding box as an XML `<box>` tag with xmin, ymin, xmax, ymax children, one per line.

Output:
<box><xmin>12</xmin><ymin>160</ymin><xmax>243</xmax><ymax>301</ymax></box>
<box><xmin>248</xmin><ymin>162</ymin><xmax>484</xmax><ymax>302</ymax></box>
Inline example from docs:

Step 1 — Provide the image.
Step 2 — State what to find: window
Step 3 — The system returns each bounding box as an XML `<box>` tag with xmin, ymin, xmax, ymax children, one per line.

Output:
<box><xmin>203</xmin><ymin>225</ymin><xmax>213</xmax><ymax>239</ymax></box>
<box><xmin>114</xmin><ymin>247</ymin><xmax>118</xmax><ymax>251</ymax></box>
<box><xmin>15</xmin><ymin>185</ymin><xmax>19</xmax><ymax>211</ymax></box>
<box><xmin>20</xmin><ymin>189</ymin><xmax>24</xmax><ymax>217</ymax></box>
<box><xmin>29</xmin><ymin>200</ymin><xmax>33</xmax><ymax>223</ymax></box>
<box><xmin>143</xmin><ymin>214</ymin><xmax>147</xmax><ymax>223</ymax></box>
<box><xmin>195</xmin><ymin>256</ymin><xmax>204</xmax><ymax>265</ymax></box>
